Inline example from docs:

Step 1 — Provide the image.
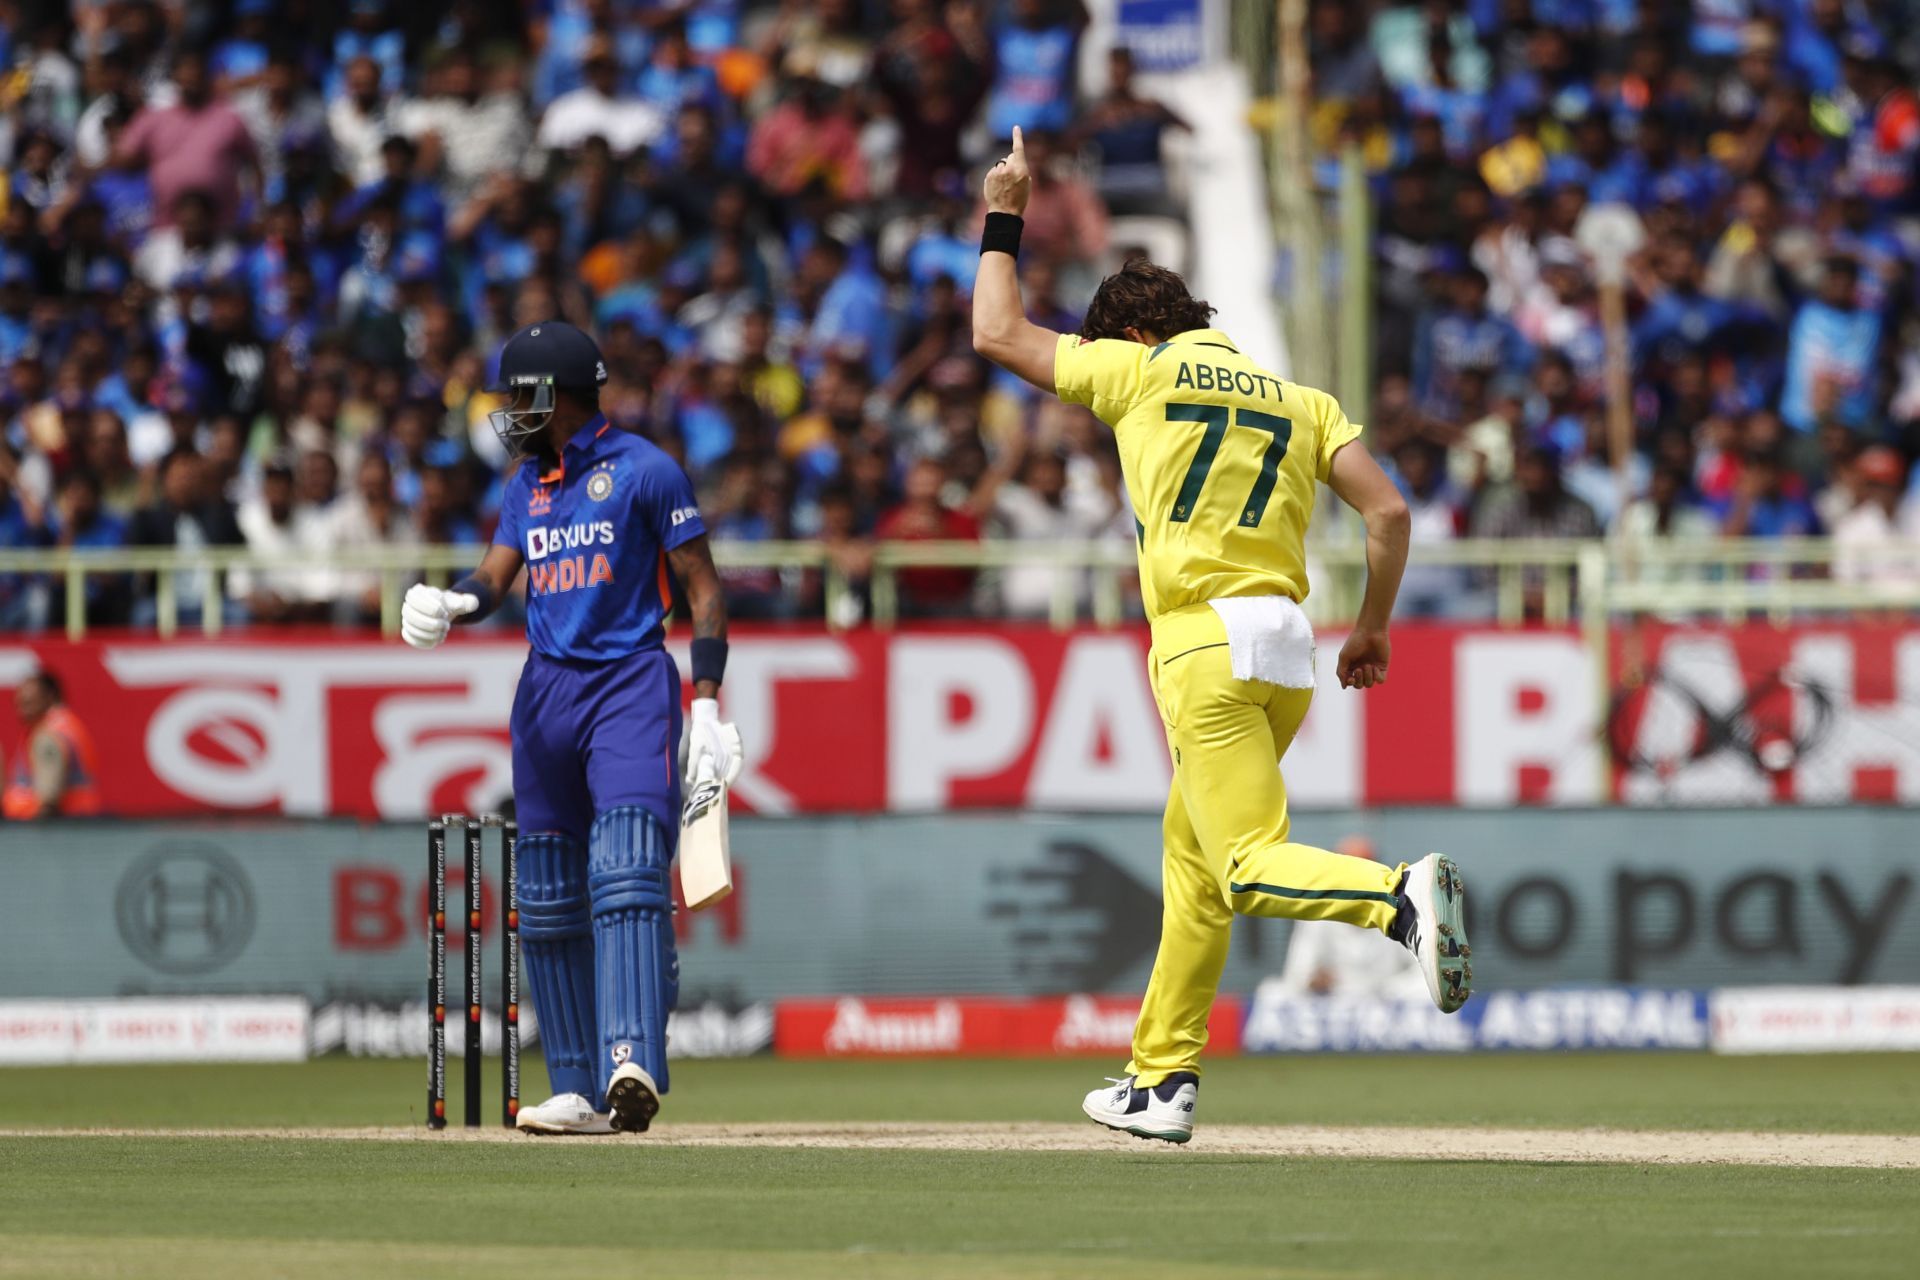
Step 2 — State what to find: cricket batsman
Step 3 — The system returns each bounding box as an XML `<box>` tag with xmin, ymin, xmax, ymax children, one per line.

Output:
<box><xmin>971</xmin><ymin>129</ymin><xmax>1471</xmax><ymax>1144</ymax></box>
<box><xmin>400</xmin><ymin>320</ymin><xmax>741</xmax><ymax>1135</ymax></box>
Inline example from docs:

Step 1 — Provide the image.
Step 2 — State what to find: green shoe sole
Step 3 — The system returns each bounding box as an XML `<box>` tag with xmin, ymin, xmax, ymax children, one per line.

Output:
<box><xmin>1432</xmin><ymin>855</ymin><xmax>1472</xmax><ymax>1013</ymax></box>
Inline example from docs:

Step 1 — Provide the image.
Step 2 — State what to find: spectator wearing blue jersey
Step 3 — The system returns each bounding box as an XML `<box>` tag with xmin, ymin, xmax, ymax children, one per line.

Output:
<box><xmin>634</xmin><ymin>19</ymin><xmax>724</xmax><ymax>119</ymax></box>
<box><xmin>1717</xmin><ymin>446</ymin><xmax>1820</xmax><ymax>538</ymax></box>
<box><xmin>795</xmin><ymin>237</ymin><xmax>889</xmax><ymax>380</ymax></box>
<box><xmin>329</xmin><ymin>0</ymin><xmax>408</xmax><ymax>99</ymax></box>
<box><xmin>533</xmin><ymin>0</ymin><xmax>649</xmax><ymax>108</ymax></box>
<box><xmin>1413</xmin><ymin>266</ymin><xmax>1531</xmax><ymax>420</ymax></box>
<box><xmin>1825</xmin><ymin>183</ymin><xmax>1904</xmax><ymax>312</ymax></box>
<box><xmin>245</xmin><ymin>205</ymin><xmax>312</xmax><ymax>342</ymax></box>
<box><xmin>1782</xmin><ymin>0</ymin><xmax>1849</xmax><ymax>97</ymax></box>
<box><xmin>1636</xmin><ymin>113</ymin><xmax>1725</xmax><ymax>217</ymax></box>
<box><xmin>1631</xmin><ymin>235</ymin><xmax>1770</xmax><ymax>386</ymax></box>
<box><xmin>89</xmin><ymin>342</ymin><xmax>156</xmax><ymax>432</ymax></box>
<box><xmin>1546</xmin><ymin>113</ymin><xmax>1646</xmax><ymax>206</ymax></box>
<box><xmin>1692</xmin><ymin>0</ymin><xmax>1760</xmax><ymax>60</ymax></box>
<box><xmin>9</xmin><ymin>130</ymin><xmax>66</xmax><ymax>217</ymax></box>
<box><xmin>1782</xmin><ymin>255</ymin><xmax>1881</xmax><ymax>436</ymax></box>
<box><xmin>210</xmin><ymin>0</ymin><xmax>275</xmax><ymax>93</ymax></box>
<box><xmin>987</xmin><ymin>0</ymin><xmax>1084</xmax><ymax>140</ymax></box>
<box><xmin>0</xmin><ymin>254</ymin><xmax>35</xmax><ymax>366</ymax></box>
<box><xmin>903</xmin><ymin>181</ymin><xmax>979</xmax><ymax>290</ymax></box>
<box><xmin>337</xmin><ymin>136</ymin><xmax>447</xmax><ymax>241</ymax></box>
<box><xmin>0</xmin><ymin>450</ymin><xmax>43</xmax><ymax>630</ymax></box>
<box><xmin>1400</xmin><ymin>35</ymin><xmax>1487</xmax><ymax>159</ymax></box>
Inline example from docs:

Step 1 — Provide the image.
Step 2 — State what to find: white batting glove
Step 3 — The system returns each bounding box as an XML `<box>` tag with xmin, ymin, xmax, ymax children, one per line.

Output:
<box><xmin>684</xmin><ymin>697</ymin><xmax>744</xmax><ymax>787</ymax></box>
<box><xmin>400</xmin><ymin>583</ymin><xmax>480</xmax><ymax>650</ymax></box>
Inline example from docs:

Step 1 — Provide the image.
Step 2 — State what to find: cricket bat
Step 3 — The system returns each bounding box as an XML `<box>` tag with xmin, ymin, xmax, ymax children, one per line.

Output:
<box><xmin>679</xmin><ymin>759</ymin><xmax>732</xmax><ymax>910</ymax></box>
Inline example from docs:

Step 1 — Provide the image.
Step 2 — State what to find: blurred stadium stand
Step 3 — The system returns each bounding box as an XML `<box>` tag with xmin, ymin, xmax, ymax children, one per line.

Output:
<box><xmin>0</xmin><ymin>1</ymin><xmax>1916</xmax><ymax>633</ymax></box>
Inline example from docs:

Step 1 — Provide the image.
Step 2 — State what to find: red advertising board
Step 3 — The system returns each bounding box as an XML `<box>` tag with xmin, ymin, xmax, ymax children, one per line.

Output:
<box><xmin>773</xmin><ymin>995</ymin><xmax>1243</xmax><ymax>1058</ymax></box>
<box><xmin>0</xmin><ymin>621</ymin><xmax>1911</xmax><ymax>817</ymax></box>
<box><xmin>1606</xmin><ymin>621</ymin><xmax>1920</xmax><ymax>805</ymax></box>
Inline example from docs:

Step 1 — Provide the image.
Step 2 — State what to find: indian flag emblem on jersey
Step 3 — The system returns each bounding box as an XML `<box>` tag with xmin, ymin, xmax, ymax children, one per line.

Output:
<box><xmin>587</xmin><ymin>467</ymin><xmax>615</xmax><ymax>501</ymax></box>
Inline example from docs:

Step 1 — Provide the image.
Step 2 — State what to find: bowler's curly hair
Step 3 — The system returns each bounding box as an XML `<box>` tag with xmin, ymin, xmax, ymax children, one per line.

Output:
<box><xmin>1079</xmin><ymin>258</ymin><xmax>1216</xmax><ymax>342</ymax></box>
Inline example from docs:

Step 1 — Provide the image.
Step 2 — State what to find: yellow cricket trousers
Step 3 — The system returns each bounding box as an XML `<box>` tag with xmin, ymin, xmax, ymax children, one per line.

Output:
<box><xmin>1129</xmin><ymin>601</ymin><xmax>1406</xmax><ymax>1085</ymax></box>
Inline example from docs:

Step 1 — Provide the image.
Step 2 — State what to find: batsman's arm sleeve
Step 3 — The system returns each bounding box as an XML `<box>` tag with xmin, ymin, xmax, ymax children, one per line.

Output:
<box><xmin>451</xmin><ymin>543</ymin><xmax>525</xmax><ymax>624</ymax></box>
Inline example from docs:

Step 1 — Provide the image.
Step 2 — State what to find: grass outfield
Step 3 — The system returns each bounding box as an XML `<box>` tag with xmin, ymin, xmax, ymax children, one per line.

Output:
<box><xmin>2</xmin><ymin>1055</ymin><xmax>1917</xmax><ymax>1279</ymax></box>
<box><xmin>3</xmin><ymin>1052</ymin><xmax>1918</xmax><ymax>1132</ymax></box>
<box><xmin>3</xmin><ymin>1138</ymin><xmax>1916</xmax><ymax>1280</ymax></box>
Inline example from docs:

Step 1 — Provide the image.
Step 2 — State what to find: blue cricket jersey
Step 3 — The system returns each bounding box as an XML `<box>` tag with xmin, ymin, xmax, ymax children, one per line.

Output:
<box><xmin>493</xmin><ymin>417</ymin><xmax>707</xmax><ymax>660</ymax></box>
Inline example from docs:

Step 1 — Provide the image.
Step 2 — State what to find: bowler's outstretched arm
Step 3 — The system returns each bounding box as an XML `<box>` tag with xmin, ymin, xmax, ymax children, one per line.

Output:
<box><xmin>971</xmin><ymin>127</ymin><xmax>1061</xmax><ymax>394</ymax></box>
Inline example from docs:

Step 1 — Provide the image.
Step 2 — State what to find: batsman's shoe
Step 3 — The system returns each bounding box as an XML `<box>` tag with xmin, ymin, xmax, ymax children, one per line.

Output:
<box><xmin>606</xmin><ymin>1061</ymin><xmax>661</xmax><ymax>1134</ymax></box>
<box><xmin>1082</xmin><ymin>1073</ymin><xmax>1198</xmax><ymax>1144</ymax></box>
<box><xmin>514</xmin><ymin>1092</ymin><xmax>614</xmax><ymax>1136</ymax></box>
<box><xmin>1392</xmin><ymin>853</ymin><xmax>1471</xmax><ymax>1013</ymax></box>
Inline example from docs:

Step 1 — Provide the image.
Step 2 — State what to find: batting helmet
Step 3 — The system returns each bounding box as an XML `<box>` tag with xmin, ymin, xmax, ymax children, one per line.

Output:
<box><xmin>488</xmin><ymin>320</ymin><xmax>609</xmax><ymax>457</ymax></box>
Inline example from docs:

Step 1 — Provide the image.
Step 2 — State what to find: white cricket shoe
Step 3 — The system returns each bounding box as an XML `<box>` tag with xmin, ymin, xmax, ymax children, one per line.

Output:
<box><xmin>514</xmin><ymin>1092</ymin><xmax>614</xmax><ymax>1135</ymax></box>
<box><xmin>605</xmin><ymin>1061</ymin><xmax>661</xmax><ymax>1134</ymax></box>
<box><xmin>1081</xmin><ymin>1072</ymin><xmax>1198</xmax><ymax>1145</ymax></box>
<box><xmin>1393</xmin><ymin>853</ymin><xmax>1472</xmax><ymax>1013</ymax></box>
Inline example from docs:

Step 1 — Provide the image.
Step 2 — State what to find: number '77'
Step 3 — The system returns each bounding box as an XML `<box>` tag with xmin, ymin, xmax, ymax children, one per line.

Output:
<box><xmin>1166</xmin><ymin>402</ymin><xmax>1294</xmax><ymax>527</ymax></box>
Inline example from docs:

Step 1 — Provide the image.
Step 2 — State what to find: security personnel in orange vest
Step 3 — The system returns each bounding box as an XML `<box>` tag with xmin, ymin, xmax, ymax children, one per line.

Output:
<box><xmin>4</xmin><ymin>670</ymin><xmax>102</xmax><ymax>819</ymax></box>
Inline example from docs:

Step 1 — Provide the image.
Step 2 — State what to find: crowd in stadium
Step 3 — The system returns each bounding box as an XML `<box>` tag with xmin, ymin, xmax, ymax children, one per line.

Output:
<box><xmin>1330</xmin><ymin>0</ymin><xmax>1920</xmax><ymax>586</ymax></box>
<box><xmin>0</xmin><ymin>0</ymin><xmax>1917</xmax><ymax>632</ymax></box>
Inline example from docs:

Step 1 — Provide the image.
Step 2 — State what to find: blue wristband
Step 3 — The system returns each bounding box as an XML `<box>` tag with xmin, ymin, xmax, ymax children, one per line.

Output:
<box><xmin>690</xmin><ymin>637</ymin><xmax>728</xmax><ymax>687</ymax></box>
<box><xmin>449</xmin><ymin>576</ymin><xmax>497</xmax><ymax>620</ymax></box>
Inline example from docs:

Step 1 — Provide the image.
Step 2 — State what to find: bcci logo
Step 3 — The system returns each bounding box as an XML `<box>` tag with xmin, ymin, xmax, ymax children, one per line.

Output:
<box><xmin>587</xmin><ymin>467</ymin><xmax>614</xmax><ymax>502</ymax></box>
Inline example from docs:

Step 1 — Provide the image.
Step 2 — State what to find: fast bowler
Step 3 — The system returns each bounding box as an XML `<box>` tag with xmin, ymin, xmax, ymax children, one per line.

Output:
<box><xmin>971</xmin><ymin>129</ymin><xmax>1472</xmax><ymax>1143</ymax></box>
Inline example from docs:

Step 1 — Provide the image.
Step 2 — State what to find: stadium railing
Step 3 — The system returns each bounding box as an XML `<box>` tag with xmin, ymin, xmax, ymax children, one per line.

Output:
<box><xmin>3</xmin><ymin>538</ymin><xmax>1918</xmax><ymax>641</ymax></box>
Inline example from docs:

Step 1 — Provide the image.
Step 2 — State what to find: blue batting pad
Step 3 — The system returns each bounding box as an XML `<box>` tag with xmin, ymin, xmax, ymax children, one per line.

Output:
<box><xmin>515</xmin><ymin>830</ymin><xmax>597</xmax><ymax>1104</ymax></box>
<box><xmin>588</xmin><ymin>805</ymin><xmax>679</xmax><ymax>1098</ymax></box>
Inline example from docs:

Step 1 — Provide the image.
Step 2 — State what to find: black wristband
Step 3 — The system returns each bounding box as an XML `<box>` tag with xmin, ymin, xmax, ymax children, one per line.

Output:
<box><xmin>980</xmin><ymin>211</ymin><xmax>1024</xmax><ymax>258</ymax></box>
<box><xmin>690</xmin><ymin>636</ymin><xmax>728</xmax><ymax>688</ymax></box>
<box><xmin>449</xmin><ymin>576</ymin><xmax>496</xmax><ymax>621</ymax></box>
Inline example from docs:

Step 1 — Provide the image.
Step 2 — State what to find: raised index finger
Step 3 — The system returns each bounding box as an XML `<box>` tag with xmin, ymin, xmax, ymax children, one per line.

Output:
<box><xmin>1011</xmin><ymin>125</ymin><xmax>1025</xmax><ymax>159</ymax></box>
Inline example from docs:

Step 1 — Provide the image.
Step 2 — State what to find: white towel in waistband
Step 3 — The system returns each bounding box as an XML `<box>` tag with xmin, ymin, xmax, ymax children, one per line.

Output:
<box><xmin>1207</xmin><ymin>596</ymin><xmax>1317</xmax><ymax>689</ymax></box>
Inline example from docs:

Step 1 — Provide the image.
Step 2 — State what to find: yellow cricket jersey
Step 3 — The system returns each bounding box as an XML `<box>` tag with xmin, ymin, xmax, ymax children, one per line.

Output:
<box><xmin>1054</xmin><ymin>328</ymin><xmax>1362</xmax><ymax>619</ymax></box>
